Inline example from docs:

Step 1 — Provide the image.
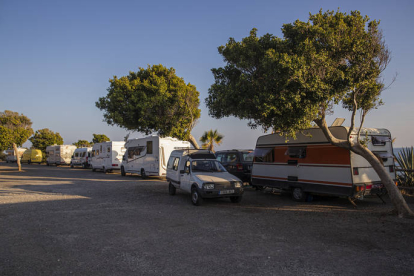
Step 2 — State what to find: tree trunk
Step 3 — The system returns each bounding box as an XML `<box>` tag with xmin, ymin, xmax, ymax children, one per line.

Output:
<box><xmin>13</xmin><ymin>143</ymin><xmax>22</xmax><ymax>172</ymax></box>
<box><xmin>188</xmin><ymin>134</ymin><xmax>200</xmax><ymax>149</ymax></box>
<box><xmin>352</xmin><ymin>144</ymin><xmax>413</xmax><ymax>218</ymax></box>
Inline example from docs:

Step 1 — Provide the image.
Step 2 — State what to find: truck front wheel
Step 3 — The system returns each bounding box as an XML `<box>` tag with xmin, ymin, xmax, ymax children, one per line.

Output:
<box><xmin>191</xmin><ymin>186</ymin><xmax>203</xmax><ymax>206</ymax></box>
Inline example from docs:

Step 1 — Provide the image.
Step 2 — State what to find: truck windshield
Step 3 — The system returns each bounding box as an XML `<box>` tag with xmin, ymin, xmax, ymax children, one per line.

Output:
<box><xmin>191</xmin><ymin>160</ymin><xmax>227</xmax><ymax>173</ymax></box>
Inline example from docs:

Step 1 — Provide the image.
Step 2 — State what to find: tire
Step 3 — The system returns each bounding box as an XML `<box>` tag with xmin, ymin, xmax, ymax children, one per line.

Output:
<box><xmin>46</xmin><ymin>162</ymin><xmax>49</xmax><ymax>166</ymax></box>
<box><xmin>103</xmin><ymin>166</ymin><xmax>107</xmax><ymax>173</ymax></box>
<box><xmin>169</xmin><ymin>182</ymin><xmax>176</xmax><ymax>195</ymax></box>
<box><xmin>70</xmin><ymin>163</ymin><xmax>74</xmax><ymax>168</ymax></box>
<box><xmin>121</xmin><ymin>166</ymin><xmax>126</xmax><ymax>176</ymax></box>
<box><xmin>292</xmin><ymin>187</ymin><xmax>307</xmax><ymax>202</ymax></box>
<box><xmin>92</xmin><ymin>166</ymin><xmax>96</xmax><ymax>172</ymax></box>
<box><xmin>230</xmin><ymin>196</ymin><xmax>242</xmax><ymax>203</ymax></box>
<box><xmin>28</xmin><ymin>160</ymin><xmax>31</xmax><ymax>165</ymax></box>
<box><xmin>82</xmin><ymin>163</ymin><xmax>87</xmax><ymax>169</ymax></box>
<box><xmin>253</xmin><ymin>185</ymin><xmax>265</xmax><ymax>191</ymax></box>
<box><xmin>191</xmin><ymin>186</ymin><xmax>203</xmax><ymax>206</ymax></box>
<box><xmin>141</xmin><ymin>169</ymin><xmax>147</xmax><ymax>179</ymax></box>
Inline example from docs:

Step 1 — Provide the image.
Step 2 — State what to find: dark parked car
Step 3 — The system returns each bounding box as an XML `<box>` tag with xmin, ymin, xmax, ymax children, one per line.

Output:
<box><xmin>215</xmin><ymin>150</ymin><xmax>254</xmax><ymax>184</ymax></box>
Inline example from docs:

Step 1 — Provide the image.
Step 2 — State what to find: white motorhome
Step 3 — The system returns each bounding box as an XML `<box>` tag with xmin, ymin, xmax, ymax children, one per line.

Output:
<box><xmin>90</xmin><ymin>141</ymin><xmax>125</xmax><ymax>173</ymax></box>
<box><xmin>251</xmin><ymin>127</ymin><xmax>395</xmax><ymax>201</ymax></box>
<box><xmin>121</xmin><ymin>136</ymin><xmax>191</xmax><ymax>178</ymax></box>
<box><xmin>70</xmin><ymin>147</ymin><xmax>92</xmax><ymax>169</ymax></box>
<box><xmin>167</xmin><ymin>149</ymin><xmax>244</xmax><ymax>205</ymax></box>
<box><xmin>5</xmin><ymin>148</ymin><xmax>26</xmax><ymax>163</ymax></box>
<box><xmin>46</xmin><ymin>145</ymin><xmax>77</xmax><ymax>166</ymax></box>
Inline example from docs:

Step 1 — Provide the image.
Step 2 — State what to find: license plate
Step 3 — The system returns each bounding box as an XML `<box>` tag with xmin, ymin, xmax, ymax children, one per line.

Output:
<box><xmin>219</xmin><ymin>190</ymin><xmax>234</xmax><ymax>195</ymax></box>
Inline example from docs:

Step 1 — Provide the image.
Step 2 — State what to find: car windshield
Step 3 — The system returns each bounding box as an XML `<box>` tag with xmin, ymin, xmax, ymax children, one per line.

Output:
<box><xmin>191</xmin><ymin>160</ymin><xmax>227</xmax><ymax>173</ymax></box>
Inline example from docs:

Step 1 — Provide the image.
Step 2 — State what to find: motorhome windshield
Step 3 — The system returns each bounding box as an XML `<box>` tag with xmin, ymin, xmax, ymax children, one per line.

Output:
<box><xmin>191</xmin><ymin>160</ymin><xmax>227</xmax><ymax>173</ymax></box>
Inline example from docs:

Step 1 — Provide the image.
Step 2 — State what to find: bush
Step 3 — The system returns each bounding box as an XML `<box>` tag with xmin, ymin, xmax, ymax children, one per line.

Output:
<box><xmin>395</xmin><ymin>147</ymin><xmax>414</xmax><ymax>187</ymax></box>
<box><xmin>0</xmin><ymin>151</ymin><xmax>6</xmax><ymax>161</ymax></box>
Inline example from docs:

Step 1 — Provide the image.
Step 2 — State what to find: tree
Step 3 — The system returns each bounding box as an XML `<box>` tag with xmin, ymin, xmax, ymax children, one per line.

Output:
<box><xmin>206</xmin><ymin>10</ymin><xmax>413</xmax><ymax>217</ymax></box>
<box><xmin>29</xmin><ymin>128</ymin><xmax>63</xmax><ymax>154</ymax></box>
<box><xmin>96</xmin><ymin>64</ymin><xmax>201</xmax><ymax>148</ymax></box>
<box><xmin>200</xmin><ymin>129</ymin><xmax>224</xmax><ymax>152</ymax></box>
<box><xmin>0</xmin><ymin>110</ymin><xmax>33</xmax><ymax>171</ymax></box>
<box><xmin>73</xmin><ymin>140</ymin><xmax>92</xmax><ymax>148</ymax></box>
<box><xmin>91</xmin><ymin>134</ymin><xmax>110</xmax><ymax>144</ymax></box>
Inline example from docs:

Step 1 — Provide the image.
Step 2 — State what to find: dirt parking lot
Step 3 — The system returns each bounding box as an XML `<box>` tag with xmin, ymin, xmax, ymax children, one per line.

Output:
<box><xmin>1</xmin><ymin>162</ymin><xmax>414</xmax><ymax>275</ymax></box>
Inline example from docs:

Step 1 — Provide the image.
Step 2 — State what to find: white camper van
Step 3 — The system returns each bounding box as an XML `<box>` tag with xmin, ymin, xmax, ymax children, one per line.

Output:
<box><xmin>121</xmin><ymin>136</ymin><xmax>191</xmax><ymax>178</ymax></box>
<box><xmin>90</xmin><ymin>141</ymin><xmax>125</xmax><ymax>173</ymax></box>
<box><xmin>70</xmin><ymin>147</ymin><xmax>92</xmax><ymax>169</ymax></box>
<box><xmin>5</xmin><ymin>148</ymin><xmax>26</xmax><ymax>163</ymax></box>
<box><xmin>46</xmin><ymin>145</ymin><xmax>77</xmax><ymax>166</ymax></box>
<box><xmin>251</xmin><ymin>127</ymin><xmax>395</xmax><ymax>201</ymax></box>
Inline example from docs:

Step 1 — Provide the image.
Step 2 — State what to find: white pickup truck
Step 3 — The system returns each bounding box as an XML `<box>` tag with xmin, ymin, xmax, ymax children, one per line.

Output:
<box><xmin>166</xmin><ymin>149</ymin><xmax>244</xmax><ymax>206</ymax></box>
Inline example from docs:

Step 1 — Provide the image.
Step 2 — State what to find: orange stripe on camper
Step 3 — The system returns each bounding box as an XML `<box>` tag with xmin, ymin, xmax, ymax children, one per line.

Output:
<box><xmin>273</xmin><ymin>145</ymin><xmax>351</xmax><ymax>165</ymax></box>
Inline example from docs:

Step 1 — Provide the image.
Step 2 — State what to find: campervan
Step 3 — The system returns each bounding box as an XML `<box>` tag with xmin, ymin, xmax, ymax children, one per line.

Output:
<box><xmin>21</xmin><ymin>149</ymin><xmax>43</xmax><ymax>164</ymax></box>
<box><xmin>90</xmin><ymin>141</ymin><xmax>125</xmax><ymax>173</ymax></box>
<box><xmin>70</xmin><ymin>147</ymin><xmax>92</xmax><ymax>169</ymax></box>
<box><xmin>5</xmin><ymin>148</ymin><xmax>26</xmax><ymax>163</ymax></box>
<box><xmin>121</xmin><ymin>136</ymin><xmax>191</xmax><ymax>178</ymax></box>
<box><xmin>251</xmin><ymin>127</ymin><xmax>395</xmax><ymax>201</ymax></box>
<box><xmin>167</xmin><ymin>149</ymin><xmax>244</xmax><ymax>205</ymax></box>
<box><xmin>46</xmin><ymin>145</ymin><xmax>77</xmax><ymax>166</ymax></box>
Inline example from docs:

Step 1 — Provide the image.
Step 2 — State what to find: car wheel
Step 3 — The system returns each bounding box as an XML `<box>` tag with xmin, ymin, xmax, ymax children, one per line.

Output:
<box><xmin>292</xmin><ymin>187</ymin><xmax>307</xmax><ymax>202</ymax></box>
<box><xmin>70</xmin><ymin>163</ymin><xmax>74</xmax><ymax>168</ymax></box>
<box><xmin>28</xmin><ymin>160</ymin><xmax>31</xmax><ymax>165</ymax></box>
<box><xmin>103</xmin><ymin>166</ymin><xmax>107</xmax><ymax>173</ymax></box>
<box><xmin>82</xmin><ymin>163</ymin><xmax>86</xmax><ymax>169</ymax></box>
<box><xmin>253</xmin><ymin>185</ymin><xmax>265</xmax><ymax>191</ymax></box>
<box><xmin>92</xmin><ymin>166</ymin><xmax>96</xmax><ymax>172</ymax></box>
<box><xmin>169</xmin><ymin>182</ymin><xmax>176</xmax><ymax>195</ymax></box>
<box><xmin>121</xmin><ymin>166</ymin><xmax>126</xmax><ymax>176</ymax></box>
<box><xmin>46</xmin><ymin>162</ymin><xmax>49</xmax><ymax>166</ymax></box>
<box><xmin>141</xmin><ymin>169</ymin><xmax>147</xmax><ymax>179</ymax></box>
<box><xmin>230</xmin><ymin>196</ymin><xmax>242</xmax><ymax>203</ymax></box>
<box><xmin>191</xmin><ymin>186</ymin><xmax>203</xmax><ymax>206</ymax></box>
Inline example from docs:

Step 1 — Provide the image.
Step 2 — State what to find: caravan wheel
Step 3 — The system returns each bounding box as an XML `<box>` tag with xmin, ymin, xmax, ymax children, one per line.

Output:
<box><xmin>292</xmin><ymin>187</ymin><xmax>308</xmax><ymax>202</ymax></box>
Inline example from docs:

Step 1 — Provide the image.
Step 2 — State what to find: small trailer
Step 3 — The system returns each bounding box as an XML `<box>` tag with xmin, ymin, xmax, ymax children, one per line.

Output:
<box><xmin>5</xmin><ymin>148</ymin><xmax>26</xmax><ymax>163</ymax></box>
<box><xmin>90</xmin><ymin>141</ymin><xmax>125</xmax><ymax>173</ymax></box>
<box><xmin>251</xmin><ymin>126</ymin><xmax>395</xmax><ymax>201</ymax></box>
<box><xmin>46</xmin><ymin>145</ymin><xmax>77</xmax><ymax>166</ymax></box>
<box><xmin>121</xmin><ymin>136</ymin><xmax>191</xmax><ymax>178</ymax></box>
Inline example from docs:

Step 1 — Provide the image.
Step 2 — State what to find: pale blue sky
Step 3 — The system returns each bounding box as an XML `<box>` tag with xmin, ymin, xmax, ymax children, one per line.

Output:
<box><xmin>1</xmin><ymin>0</ymin><xmax>413</xmax><ymax>149</ymax></box>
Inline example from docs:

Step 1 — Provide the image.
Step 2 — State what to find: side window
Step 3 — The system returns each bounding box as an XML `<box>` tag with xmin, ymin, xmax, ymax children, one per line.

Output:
<box><xmin>128</xmin><ymin>148</ymin><xmax>135</xmax><ymax>159</ymax></box>
<box><xmin>226</xmin><ymin>153</ymin><xmax>238</xmax><ymax>163</ymax></box>
<box><xmin>97</xmin><ymin>150</ymin><xmax>100</xmax><ymax>156</ymax></box>
<box><xmin>173</xmin><ymin>157</ymin><xmax>180</xmax><ymax>171</ymax></box>
<box><xmin>216</xmin><ymin>153</ymin><xmax>225</xmax><ymax>162</ymax></box>
<box><xmin>167</xmin><ymin>156</ymin><xmax>175</xmax><ymax>169</ymax></box>
<box><xmin>107</xmin><ymin>147</ymin><xmax>111</xmax><ymax>153</ymax></box>
<box><xmin>100</xmin><ymin>145</ymin><xmax>103</xmax><ymax>152</ymax></box>
<box><xmin>254</xmin><ymin>148</ymin><xmax>274</xmax><ymax>163</ymax></box>
<box><xmin>372</xmin><ymin>136</ymin><xmax>389</xmax><ymax>146</ymax></box>
<box><xmin>147</xmin><ymin>141</ymin><xmax>153</xmax><ymax>154</ymax></box>
<box><xmin>91</xmin><ymin>150</ymin><xmax>95</xmax><ymax>157</ymax></box>
<box><xmin>285</xmin><ymin>147</ymin><xmax>306</xmax><ymax>159</ymax></box>
<box><xmin>74</xmin><ymin>152</ymin><xmax>79</xmax><ymax>157</ymax></box>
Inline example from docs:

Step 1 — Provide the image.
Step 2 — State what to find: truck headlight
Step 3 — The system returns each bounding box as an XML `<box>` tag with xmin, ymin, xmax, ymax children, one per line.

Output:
<box><xmin>204</xmin><ymin>183</ymin><xmax>215</xmax><ymax>190</ymax></box>
<box><xmin>234</xmin><ymin>181</ymin><xmax>242</xmax><ymax>188</ymax></box>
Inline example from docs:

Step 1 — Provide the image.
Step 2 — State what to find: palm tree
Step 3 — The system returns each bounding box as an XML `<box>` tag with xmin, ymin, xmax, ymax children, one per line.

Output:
<box><xmin>200</xmin><ymin>129</ymin><xmax>224</xmax><ymax>153</ymax></box>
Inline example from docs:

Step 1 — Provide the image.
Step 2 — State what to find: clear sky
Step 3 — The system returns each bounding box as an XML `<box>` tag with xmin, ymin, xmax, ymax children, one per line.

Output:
<box><xmin>1</xmin><ymin>0</ymin><xmax>413</xmax><ymax>150</ymax></box>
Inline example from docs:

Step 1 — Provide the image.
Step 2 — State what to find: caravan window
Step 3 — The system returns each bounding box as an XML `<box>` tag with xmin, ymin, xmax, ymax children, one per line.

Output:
<box><xmin>107</xmin><ymin>147</ymin><xmax>111</xmax><ymax>153</ymax></box>
<box><xmin>285</xmin><ymin>147</ymin><xmax>307</xmax><ymax>159</ymax></box>
<box><xmin>373</xmin><ymin>151</ymin><xmax>393</xmax><ymax>163</ymax></box>
<box><xmin>372</xmin><ymin>136</ymin><xmax>390</xmax><ymax>146</ymax></box>
<box><xmin>254</xmin><ymin>148</ymin><xmax>274</xmax><ymax>163</ymax></box>
<box><xmin>147</xmin><ymin>141</ymin><xmax>153</xmax><ymax>154</ymax></box>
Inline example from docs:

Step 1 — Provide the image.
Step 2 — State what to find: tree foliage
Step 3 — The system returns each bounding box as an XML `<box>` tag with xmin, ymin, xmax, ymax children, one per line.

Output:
<box><xmin>206</xmin><ymin>10</ymin><xmax>412</xmax><ymax>217</ymax></box>
<box><xmin>200</xmin><ymin>129</ymin><xmax>224</xmax><ymax>152</ymax></box>
<box><xmin>91</xmin><ymin>134</ymin><xmax>110</xmax><ymax>144</ymax></box>
<box><xmin>0</xmin><ymin>110</ymin><xmax>33</xmax><ymax>151</ymax></box>
<box><xmin>207</xmin><ymin>10</ymin><xmax>387</xmax><ymax>138</ymax></box>
<box><xmin>73</xmin><ymin>140</ymin><xmax>92</xmax><ymax>148</ymax></box>
<box><xmin>29</xmin><ymin>128</ymin><xmax>63</xmax><ymax>154</ymax></box>
<box><xmin>96</xmin><ymin>64</ymin><xmax>201</xmax><ymax>148</ymax></box>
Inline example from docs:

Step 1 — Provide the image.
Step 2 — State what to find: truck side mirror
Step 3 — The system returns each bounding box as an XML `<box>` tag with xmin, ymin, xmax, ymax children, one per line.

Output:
<box><xmin>184</xmin><ymin>167</ymin><xmax>190</xmax><ymax>174</ymax></box>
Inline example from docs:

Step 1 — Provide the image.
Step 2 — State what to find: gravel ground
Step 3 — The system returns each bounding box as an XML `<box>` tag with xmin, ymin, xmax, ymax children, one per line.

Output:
<box><xmin>1</xmin><ymin>162</ymin><xmax>414</xmax><ymax>276</ymax></box>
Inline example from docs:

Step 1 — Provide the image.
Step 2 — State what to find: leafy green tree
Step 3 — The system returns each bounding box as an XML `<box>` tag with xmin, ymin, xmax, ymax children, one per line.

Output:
<box><xmin>0</xmin><ymin>110</ymin><xmax>33</xmax><ymax>171</ymax></box>
<box><xmin>73</xmin><ymin>140</ymin><xmax>92</xmax><ymax>148</ymax></box>
<box><xmin>29</xmin><ymin>128</ymin><xmax>63</xmax><ymax>161</ymax></box>
<box><xmin>206</xmin><ymin>10</ymin><xmax>412</xmax><ymax>217</ymax></box>
<box><xmin>96</xmin><ymin>64</ymin><xmax>201</xmax><ymax>148</ymax></box>
<box><xmin>91</xmin><ymin>134</ymin><xmax>110</xmax><ymax>144</ymax></box>
<box><xmin>200</xmin><ymin>129</ymin><xmax>223</xmax><ymax>152</ymax></box>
